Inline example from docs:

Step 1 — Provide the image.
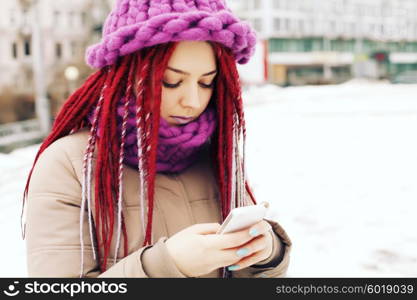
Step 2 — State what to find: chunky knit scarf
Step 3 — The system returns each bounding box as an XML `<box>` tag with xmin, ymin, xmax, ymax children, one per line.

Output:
<box><xmin>86</xmin><ymin>99</ymin><xmax>217</xmax><ymax>173</ymax></box>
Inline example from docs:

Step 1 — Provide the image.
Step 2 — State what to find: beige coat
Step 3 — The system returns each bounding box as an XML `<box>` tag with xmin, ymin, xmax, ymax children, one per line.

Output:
<box><xmin>25</xmin><ymin>128</ymin><xmax>292</xmax><ymax>278</ymax></box>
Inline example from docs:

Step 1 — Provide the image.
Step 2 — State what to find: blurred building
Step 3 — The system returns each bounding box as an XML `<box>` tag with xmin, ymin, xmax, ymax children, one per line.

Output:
<box><xmin>0</xmin><ymin>0</ymin><xmax>112</xmax><ymax>121</ymax></box>
<box><xmin>229</xmin><ymin>0</ymin><xmax>417</xmax><ymax>85</ymax></box>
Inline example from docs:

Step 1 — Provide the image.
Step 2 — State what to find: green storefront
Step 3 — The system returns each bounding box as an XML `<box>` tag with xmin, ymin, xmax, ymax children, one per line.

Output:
<box><xmin>268</xmin><ymin>38</ymin><xmax>417</xmax><ymax>85</ymax></box>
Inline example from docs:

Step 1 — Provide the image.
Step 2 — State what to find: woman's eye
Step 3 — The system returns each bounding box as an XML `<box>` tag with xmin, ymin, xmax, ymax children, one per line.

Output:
<box><xmin>162</xmin><ymin>81</ymin><xmax>181</xmax><ymax>88</ymax></box>
<box><xmin>199</xmin><ymin>82</ymin><xmax>214</xmax><ymax>89</ymax></box>
<box><xmin>162</xmin><ymin>81</ymin><xmax>214</xmax><ymax>89</ymax></box>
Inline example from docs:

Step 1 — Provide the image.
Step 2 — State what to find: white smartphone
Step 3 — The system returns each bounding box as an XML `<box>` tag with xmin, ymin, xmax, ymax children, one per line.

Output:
<box><xmin>216</xmin><ymin>202</ymin><xmax>269</xmax><ymax>234</ymax></box>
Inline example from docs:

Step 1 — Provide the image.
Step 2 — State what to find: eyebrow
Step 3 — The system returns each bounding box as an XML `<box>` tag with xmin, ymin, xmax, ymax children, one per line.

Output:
<box><xmin>167</xmin><ymin>66</ymin><xmax>217</xmax><ymax>76</ymax></box>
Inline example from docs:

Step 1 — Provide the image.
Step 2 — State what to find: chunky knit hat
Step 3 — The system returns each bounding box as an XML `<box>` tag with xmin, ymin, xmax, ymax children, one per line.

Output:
<box><xmin>86</xmin><ymin>0</ymin><xmax>257</xmax><ymax>68</ymax></box>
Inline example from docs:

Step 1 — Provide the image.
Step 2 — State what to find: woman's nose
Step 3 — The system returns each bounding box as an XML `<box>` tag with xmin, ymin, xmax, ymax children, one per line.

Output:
<box><xmin>180</xmin><ymin>85</ymin><xmax>200</xmax><ymax>109</ymax></box>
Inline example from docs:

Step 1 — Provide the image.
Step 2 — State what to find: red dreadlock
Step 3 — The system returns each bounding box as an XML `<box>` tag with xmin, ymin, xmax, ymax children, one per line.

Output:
<box><xmin>22</xmin><ymin>41</ymin><xmax>256</xmax><ymax>275</ymax></box>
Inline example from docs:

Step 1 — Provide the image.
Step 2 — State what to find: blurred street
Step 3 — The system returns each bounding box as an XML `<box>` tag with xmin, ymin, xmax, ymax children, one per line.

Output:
<box><xmin>1</xmin><ymin>81</ymin><xmax>416</xmax><ymax>277</ymax></box>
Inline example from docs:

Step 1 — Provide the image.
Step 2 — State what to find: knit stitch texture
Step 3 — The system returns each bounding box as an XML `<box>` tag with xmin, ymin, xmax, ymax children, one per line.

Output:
<box><xmin>86</xmin><ymin>98</ymin><xmax>217</xmax><ymax>173</ymax></box>
<box><xmin>86</xmin><ymin>0</ymin><xmax>257</xmax><ymax>68</ymax></box>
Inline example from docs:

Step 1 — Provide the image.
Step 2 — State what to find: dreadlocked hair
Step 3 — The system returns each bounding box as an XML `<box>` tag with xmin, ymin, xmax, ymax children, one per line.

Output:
<box><xmin>208</xmin><ymin>42</ymin><xmax>258</xmax><ymax>278</ymax></box>
<box><xmin>209</xmin><ymin>43</ymin><xmax>257</xmax><ymax>213</ymax></box>
<box><xmin>22</xmin><ymin>41</ymin><xmax>257</xmax><ymax>277</ymax></box>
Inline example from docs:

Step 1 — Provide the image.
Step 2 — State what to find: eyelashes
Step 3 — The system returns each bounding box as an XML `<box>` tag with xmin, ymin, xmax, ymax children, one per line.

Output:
<box><xmin>162</xmin><ymin>80</ymin><xmax>214</xmax><ymax>89</ymax></box>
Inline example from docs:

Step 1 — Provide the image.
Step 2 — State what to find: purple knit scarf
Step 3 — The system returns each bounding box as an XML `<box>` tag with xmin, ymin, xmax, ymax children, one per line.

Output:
<box><xmin>86</xmin><ymin>98</ymin><xmax>217</xmax><ymax>173</ymax></box>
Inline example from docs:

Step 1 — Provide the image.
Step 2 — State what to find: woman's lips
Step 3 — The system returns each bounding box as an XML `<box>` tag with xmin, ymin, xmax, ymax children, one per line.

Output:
<box><xmin>171</xmin><ymin>116</ymin><xmax>193</xmax><ymax>124</ymax></box>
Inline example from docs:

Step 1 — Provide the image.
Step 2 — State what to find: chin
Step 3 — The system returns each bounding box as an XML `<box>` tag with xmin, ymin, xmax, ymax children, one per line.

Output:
<box><xmin>166</xmin><ymin>121</ymin><xmax>180</xmax><ymax>127</ymax></box>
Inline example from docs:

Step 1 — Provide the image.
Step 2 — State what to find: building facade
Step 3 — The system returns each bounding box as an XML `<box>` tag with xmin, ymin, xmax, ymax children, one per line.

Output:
<box><xmin>229</xmin><ymin>0</ymin><xmax>417</xmax><ymax>85</ymax></box>
<box><xmin>0</xmin><ymin>0</ymin><xmax>113</xmax><ymax>121</ymax></box>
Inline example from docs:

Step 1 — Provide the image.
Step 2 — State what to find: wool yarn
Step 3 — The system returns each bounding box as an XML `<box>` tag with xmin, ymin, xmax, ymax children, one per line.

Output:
<box><xmin>86</xmin><ymin>97</ymin><xmax>217</xmax><ymax>173</ymax></box>
<box><xmin>86</xmin><ymin>0</ymin><xmax>257</xmax><ymax>68</ymax></box>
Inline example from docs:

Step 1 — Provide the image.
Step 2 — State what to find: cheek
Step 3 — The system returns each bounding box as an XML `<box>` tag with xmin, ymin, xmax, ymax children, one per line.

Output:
<box><xmin>201</xmin><ymin>90</ymin><xmax>214</xmax><ymax>108</ymax></box>
<box><xmin>160</xmin><ymin>89</ymin><xmax>177</xmax><ymax>116</ymax></box>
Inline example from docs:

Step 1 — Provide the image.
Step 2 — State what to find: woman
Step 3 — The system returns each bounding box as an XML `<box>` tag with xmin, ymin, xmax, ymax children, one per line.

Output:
<box><xmin>23</xmin><ymin>0</ymin><xmax>292</xmax><ymax>278</ymax></box>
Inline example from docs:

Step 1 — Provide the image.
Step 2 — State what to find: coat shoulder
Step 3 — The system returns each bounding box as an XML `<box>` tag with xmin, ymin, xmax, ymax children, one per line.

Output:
<box><xmin>45</xmin><ymin>128</ymin><xmax>91</xmax><ymax>161</ymax></box>
<box><xmin>29</xmin><ymin>129</ymin><xmax>90</xmax><ymax>194</ymax></box>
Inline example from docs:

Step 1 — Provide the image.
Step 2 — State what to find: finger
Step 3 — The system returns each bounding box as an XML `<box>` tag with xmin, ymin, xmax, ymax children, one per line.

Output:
<box><xmin>225</xmin><ymin>237</ymin><xmax>271</xmax><ymax>272</ymax></box>
<box><xmin>247</xmin><ymin>220</ymin><xmax>272</xmax><ymax>238</ymax></box>
<box><xmin>204</xmin><ymin>220</ymin><xmax>272</xmax><ymax>250</ymax></box>
<box><xmin>204</xmin><ymin>227</ymin><xmax>257</xmax><ymax>250</ymax></box>
<box><xmin>188</xmin><ymin>223</ymin><xmax>221</xmax><ymax>234</ymax></box>
<box><xmin>226</xmin><ymin>249</ymin><xmax>266</xmax><ymax>271</ymax></box>
<box><xmin>220</xmin><ymin>233</ymin><xmax>268</xmax><ymax>267</ymax></box>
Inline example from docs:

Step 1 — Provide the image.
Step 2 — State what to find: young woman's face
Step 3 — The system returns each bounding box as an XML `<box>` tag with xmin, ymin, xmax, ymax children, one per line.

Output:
<box><xmin>160</xmin><ymin>41</ymin><xmax>217</xmax><ymax>126</ymax></box>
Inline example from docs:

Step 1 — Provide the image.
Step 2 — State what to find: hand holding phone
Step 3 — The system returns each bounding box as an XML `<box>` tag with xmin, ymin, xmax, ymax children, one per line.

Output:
<box><xmin>216</xmin><ymin>202</ymin><xmax>269</xmax><ymax>234</ymax></box>
<box><xmin>165</xmin><ymin>202</ymin><xmax>272</xmax><ymax>277</ymax></box>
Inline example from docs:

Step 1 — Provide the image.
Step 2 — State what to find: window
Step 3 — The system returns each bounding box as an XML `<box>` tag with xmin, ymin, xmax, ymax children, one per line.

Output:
<box><xmin>337</xmin><ymin>22</ymin><xmax>344</xmax><ymax>36</ymax></box>
<box><xmin>239</xmin><ymin>0</ymin><xmax>250</xmax><ymax>10</ymax></box>
<box><xmin>56</xmin><ymin>43</ymin><xmax>62</xmax><ymax>59</ymax></box>
<box><xmin>284</xmin><ymin>19</ymin><xmax>290</xmax><ymax>31</ymax></box>
<box><xmin>69</xmin><ymin>11</ymin><xmax>75</xmax><ymax>27</ymax></box>
<box><xmin>273</xmin><ymin>0</ymin><xmax>280</xmax><ymax>9</ymax></box>
<box><xmin>308</xmin><ymin>20</ymin><xmax>315</xmax><ymax>35</ymax></box>
<box><xmin>253</xmin><ymin>0</ymin><xmax>261</xmax><ymax>10</ymax></box>
<box><xmin>81</xmin><ymin>12</ymin><xmax>87</xmax><ymax>26</ymax></box>
<box><xmin>254</xmin><ymin>18</ymin><xmax>262</xmax><ymax>32</ymax></box>
<box><xmin>12</xmin><ymin>42</ymin><xmax>18</xmax><ymax>59</ymax></box>
<box><xmin>54</xmin><ymin>10</ymin><xmax>61</xmax><ymax>26</ymax></box>
<box><xmin>287</xmin><ymin>0</ymin><xmax>296</xmax><ymax>10</ymax></box>
<box><xmin>289</xmin><ymin>19</ymin><xmax>296</xmax><ymax>32</ymax></box>
<box><xmin>70</xmin><ymin>41</ymin><xmax>77</xmax><ymax>57</ymax></box>
<box><xmin>273</xmin><ymin>18</ymin><xmax>281</xmax><ymax>31</ymax></box>
<box><xmin>350</xmin><ymin>23</ymin><xmax>356</xmax><ymax>35</ymax></box>
<box><xmin>312</xmin><ymin>38</ymin><xmax>322</xmax><ymax>51</ymax></box>
<box><xmin>24</xmin><ymin>38</ymin><xmax>31</xmax><ymax>56</ymax></box>
<box><xmin>303</xmin><ymin>39</ymin><xmax>313</xmax><ymax>52</ymax></box>
<box><xmin>369</xmin><ymin>24</ymin><xmax>375</xmax><ymax>35</ymax></box>
<box><xmin>328</xmin><ymin>21</ymin><xmax>335</xmax><ymax>32</ymax></box>
<box><xmin>299</xmin><ymin>20</ymin><xmax>304</xmax><ymax>34</ymax></box>
<box><xmin>10</xmin><ymin>10</ymin><xmax>16</xmax><ymax>25</ymax></box>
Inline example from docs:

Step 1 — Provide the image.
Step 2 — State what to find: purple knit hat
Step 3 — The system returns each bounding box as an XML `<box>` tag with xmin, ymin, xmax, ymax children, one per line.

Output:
<box><xmin>86</xmin><ymin>0</ymin><xmax>257</xmax><ymax>68</ymax></box>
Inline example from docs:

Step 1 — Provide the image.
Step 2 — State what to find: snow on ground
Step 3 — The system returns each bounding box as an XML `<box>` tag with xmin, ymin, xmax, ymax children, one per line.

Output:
<box><xmin>0</xmin><ymin>144</ymin><xmax>40</xmax><ymax>277</ymax></box>
<box><xmin>1</xmin><ymin>80</ymin><xmax>416</xmax><ymax>277</ymax></box>
<box><xmin>244</xmin><ymin>80</ymin><xmax>417</xmax><ymax>277</ymax></box>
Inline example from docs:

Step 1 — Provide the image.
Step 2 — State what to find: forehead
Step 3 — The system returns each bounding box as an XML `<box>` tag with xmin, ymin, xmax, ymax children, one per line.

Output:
<box><xmin>166</xmin><ymin>41</ymin><xmax>217</xmax><ymax>75</ymax></box>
